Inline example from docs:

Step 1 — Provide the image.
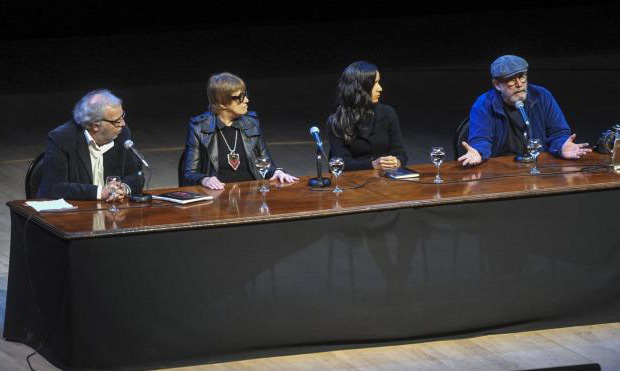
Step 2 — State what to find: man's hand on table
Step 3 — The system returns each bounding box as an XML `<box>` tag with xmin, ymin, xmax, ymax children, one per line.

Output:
<box><xmin>458</xmin><ymin>142</ymin><xmax>482</xmax><ymax>166</ymax></box>
<box><xmin>561</xmin><ymin>134</ymin><xmax>592</xmax><ymax>159</ymax></box>
<box><xmin>102</xmin><ymin>183</ymin><xmax>129</xmax><ymax>202</ymax></box>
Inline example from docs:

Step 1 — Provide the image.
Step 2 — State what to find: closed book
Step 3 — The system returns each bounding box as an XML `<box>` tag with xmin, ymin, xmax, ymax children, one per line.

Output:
<box><xmin>152</xmin><ymin>191</ymin><xmax>213</xmax><ymax>204</ymax></box>
<box><xmin>381</xmin><ymin>167</ymin><xmax>420</xmax><ymax>179</ymax></box>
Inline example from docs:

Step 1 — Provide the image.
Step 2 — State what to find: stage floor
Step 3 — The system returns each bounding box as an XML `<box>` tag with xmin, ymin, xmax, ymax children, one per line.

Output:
<box><xmin>2</xmin><ymin>323</ymin><xmax>619</xmax><ymax>370</ymax></box>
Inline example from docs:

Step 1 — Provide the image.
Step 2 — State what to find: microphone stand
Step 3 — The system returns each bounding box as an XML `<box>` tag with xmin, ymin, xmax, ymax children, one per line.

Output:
<box><xmin>514</xmin><ymin>128</ymin><xmax>534</xmax><ymax>163</ymax></box>
<box><xmin>514</xmin><ymin>102</ymin><xmax>534</xmax><ymax>163</ymax></box>
<box><xmin>129</xmin><ymin>168</ymin><xmax>153</xmax><ymax>203</ymax></box>
<box><xmin>308</xmin><ymin>146</ymin><xmax>331</xmax><ymax>187</ymax></box>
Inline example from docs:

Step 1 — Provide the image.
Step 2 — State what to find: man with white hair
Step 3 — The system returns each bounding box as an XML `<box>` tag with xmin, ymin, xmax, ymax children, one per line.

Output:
<box><xmin>458</xmin><ymin>55</ymin><xmax>591</xmax><ymax>166</ymax></box>
<box><xmin>38</xmin><ymin>89</ymin><xmax>141</xmax><ymax>200</ymax></box>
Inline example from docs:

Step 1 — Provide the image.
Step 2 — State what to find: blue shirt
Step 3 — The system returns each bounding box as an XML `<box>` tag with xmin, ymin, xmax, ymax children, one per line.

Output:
<box><xmin>469</xmin><ymin>84</ymin><xmax>571</xmax><ymax>160</ymax></box>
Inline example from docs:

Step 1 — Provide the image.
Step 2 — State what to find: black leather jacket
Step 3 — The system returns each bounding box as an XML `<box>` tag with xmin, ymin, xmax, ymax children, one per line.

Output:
<box><xmin>181</xmin><ymin>111</ymin><xmax>277</xmax><ymax>186</ymax></box>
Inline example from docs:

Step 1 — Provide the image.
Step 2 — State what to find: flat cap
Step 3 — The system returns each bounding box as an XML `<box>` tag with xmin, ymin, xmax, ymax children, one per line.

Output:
<box><xmin>490</xmin><ymin>55</ymin><xmax>529</xmax><ymax>79</ymax></box>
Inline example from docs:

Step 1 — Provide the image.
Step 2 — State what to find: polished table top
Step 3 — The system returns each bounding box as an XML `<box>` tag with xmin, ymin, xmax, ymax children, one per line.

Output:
<box><xmin>8</xmin><ymin>153</ymin><xmax>620</xmax><ymax>239</ymax></box>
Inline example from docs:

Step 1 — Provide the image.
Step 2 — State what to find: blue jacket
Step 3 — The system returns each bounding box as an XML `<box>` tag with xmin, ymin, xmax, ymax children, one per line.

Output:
<box><xmin>469</xmin><ymin>84</ymin><xmax>571</xmax><ymax>160</ymax></box>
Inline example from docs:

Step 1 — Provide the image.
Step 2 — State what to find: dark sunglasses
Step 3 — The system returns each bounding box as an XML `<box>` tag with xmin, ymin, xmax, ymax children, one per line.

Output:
<box><xmin>230</xmin><ymin>91</ymin><xmax>248</xmax><ymax>102</ymax></box>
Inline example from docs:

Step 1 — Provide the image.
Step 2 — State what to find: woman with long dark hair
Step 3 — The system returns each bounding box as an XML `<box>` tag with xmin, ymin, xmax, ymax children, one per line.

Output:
<box><xmin>327</xmin><ymin>61</ymin><xmax>408</xmax><ymax>171</ymax></box>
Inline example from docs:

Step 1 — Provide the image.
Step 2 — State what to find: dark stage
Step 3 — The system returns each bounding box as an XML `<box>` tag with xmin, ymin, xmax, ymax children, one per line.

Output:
<box><xmin>1</xmin><ymin>1</ymin><xmax>619</xmax><ymax>164</ymax></box>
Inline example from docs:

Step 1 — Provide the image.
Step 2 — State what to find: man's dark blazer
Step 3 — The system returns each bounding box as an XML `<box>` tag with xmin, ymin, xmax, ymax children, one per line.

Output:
<box><xmin>37</xmin><ymin>120</ymin><xmax>142</xmax><ymax>200</ymax></box>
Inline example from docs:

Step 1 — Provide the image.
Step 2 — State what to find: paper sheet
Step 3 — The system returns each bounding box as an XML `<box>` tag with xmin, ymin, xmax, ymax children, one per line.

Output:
<box><xmin>25</xmin><ymin>199</ymin><xmax>77</xmax><ymax>212</ymax></box>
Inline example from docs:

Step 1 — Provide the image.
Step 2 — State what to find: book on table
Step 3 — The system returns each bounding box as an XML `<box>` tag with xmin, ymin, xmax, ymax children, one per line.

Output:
<box><xmin>381</xmin><ymin>167</ymin><xmax>420</xmax><ymax>180</ymax></box>
<box><xmin>152</xmin><ymin>191</ymin><xmax>213</xmax><ymax>204</ymax></box>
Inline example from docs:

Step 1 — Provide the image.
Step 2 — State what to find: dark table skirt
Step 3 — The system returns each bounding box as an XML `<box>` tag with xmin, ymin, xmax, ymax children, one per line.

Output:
<box><xmin>5</xmin><ymin>189</ymin><xmax>620</xmax><ymax>370</ymax></box>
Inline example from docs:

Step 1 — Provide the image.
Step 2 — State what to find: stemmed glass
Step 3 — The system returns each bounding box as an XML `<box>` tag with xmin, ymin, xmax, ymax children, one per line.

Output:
<box><xmin>328</xmin><ymin>157</ymin><xmax>345</xmax><ymax>193</ymax></box>
<box><xmin>430</xmin><ymin>147</ymin><xmax>446</xmax><ymax>184</ymax></box>
<box><xmin>254</xmin><ymin>157</ymin><xmax>271</xmax><ymax>193</ymax></box>
<box><xmin>105</xmin><ymin>175</ymin><xmax>121</xmax><ymax>213</ymax></box>
<box><xmin>527</xmin><ymin>138</ymin><xmax>542</xmax><ymax>175</ymax></box>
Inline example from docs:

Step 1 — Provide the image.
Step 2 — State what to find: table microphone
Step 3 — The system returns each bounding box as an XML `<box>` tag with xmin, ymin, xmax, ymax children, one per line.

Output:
<box><xmin>310</xmin><ymin>126</ymin><xmax>323</xmax><ymax>149</ymax></box>
<box><xmin>124</xmin><ymin>140</ymin><xmax>152</xmax><ymax>202</ymax></box>
<box><xmin>515</xmin><ymin>101</ymin><xmax>531</xmax><ymax>132</ymax></box>
<box><xmin>308</xmin><ymin>126</ymin><xmax>331</xmax><ymax>187</ymax></box>
<box><xmin>514</xmin><ymin>101</ymin><xmax>534</xmax><ymax>163</ymax></box>
<box><xmin>124</xmin><ymin>140</ymin><xmax>149</xmax><ymax>168</ymax></box>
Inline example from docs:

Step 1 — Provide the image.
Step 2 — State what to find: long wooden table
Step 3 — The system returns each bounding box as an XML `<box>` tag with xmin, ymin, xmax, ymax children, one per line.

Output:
<box><xmin>5</xmin><ymin>153</ymin><xmax>620</xmax><ymax>371</ymax></box>
<box><xmin>10</xmin><ymin>153</ymin><xmax>620</xmax><ymax>238</ymax></box>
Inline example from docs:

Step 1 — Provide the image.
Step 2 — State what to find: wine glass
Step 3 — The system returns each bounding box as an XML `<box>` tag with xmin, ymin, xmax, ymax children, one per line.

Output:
<box><xmin>430</xmin><ymin>147</ymin><xmax>446</xmax><ymax>184</ymax></box>
<box><xmin>254</xmin><ymin>157</ymin><xmax>271</xmax><ymax>193</ymax></box>
<box><xmin>328</xmin><ymin>157</ymin><xmax>345</xmax><ymax>193</ymax></box>
<box><xmin>527</xmin><ymin>138</ymin><xmax>542</xmax><ymax>175</ymax></box>
<box><xmin>105</xmin><ymin>175</ymin><xmax>121</xmax><ymax>213</ymax></box>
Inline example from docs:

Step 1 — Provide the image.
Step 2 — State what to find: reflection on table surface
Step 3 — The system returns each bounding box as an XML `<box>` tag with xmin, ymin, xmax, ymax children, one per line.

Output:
<box><xmin>8</xmin><ymin>153</ymin><xmax>620</xmax><ymax>238</ymax></box>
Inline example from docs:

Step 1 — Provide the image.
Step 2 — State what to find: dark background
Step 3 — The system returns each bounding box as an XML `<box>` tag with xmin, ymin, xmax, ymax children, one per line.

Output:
<box><xmin>2</xmin><ymin>1</ymin><xmax>619</xmax><ymax>89</ymax></box>
<box><xmin>1</xmin><ymin>0</ymin><xmax>619</xmax><ymax>172</ymax></box>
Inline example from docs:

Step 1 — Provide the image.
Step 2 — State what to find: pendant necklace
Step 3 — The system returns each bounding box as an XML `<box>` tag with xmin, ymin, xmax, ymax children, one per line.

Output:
<box><xmin>219</xmin><ymin>128</ymin><xmax>240</xmax><ymax>170</ymax></box>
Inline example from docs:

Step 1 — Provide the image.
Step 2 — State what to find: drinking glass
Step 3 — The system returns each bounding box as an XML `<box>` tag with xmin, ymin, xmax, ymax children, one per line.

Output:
<box><xmin>105</xmin><ymin>175</ymin><xmax>121</xmax><ymax>213</ymax></box>
<box><xmin>527</xmin><ymin>139</ymin><xmax>542</xmax><ymax>175</ymax></box>
<box><xmin>254</xmin><ymin>157</ymin><xmax>271</xmax><ymax>193</ymax></box>
<box><xmin>328</xmin><ymin>157</ymin><xmax>345</xmax><ymax>193</ymax></box>
<box><xmin>430</xmin><ymin>147</ymin><xmax>446</xmax><ymax>184</ymax></box>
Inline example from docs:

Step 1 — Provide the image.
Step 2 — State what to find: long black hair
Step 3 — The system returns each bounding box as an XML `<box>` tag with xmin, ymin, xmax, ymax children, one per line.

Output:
<box><xmin>327</xmin><ymin>61</ymin><xmax>378</xmax><ymax>144</ymax></box>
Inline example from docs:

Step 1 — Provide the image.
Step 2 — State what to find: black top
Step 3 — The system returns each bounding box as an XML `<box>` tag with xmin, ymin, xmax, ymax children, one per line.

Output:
<box><xmin>215</xmin><ymin>118</ymin><xmax>254</xmax><ymax>182</ymax></box>
<box><xmin>37</xmin><ymin>120</ymin><xmax>142</xmax><ymax>200</ymax></box>
<box><xmin>327</xmin><ymin>103</ymin><xmax>408</xmax><ymax>171</ymax></box>
<box><xmin>500</xmin><ymin>104</ymin><xmax>528</xmax><ymax>156</ymax></box>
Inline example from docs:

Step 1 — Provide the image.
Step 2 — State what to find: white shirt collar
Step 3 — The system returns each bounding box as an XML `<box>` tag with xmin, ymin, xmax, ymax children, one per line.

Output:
<box><xmin>84</xmin><ymin>130</ymin><xmax>114</xmax><ymax>153</ymax></box>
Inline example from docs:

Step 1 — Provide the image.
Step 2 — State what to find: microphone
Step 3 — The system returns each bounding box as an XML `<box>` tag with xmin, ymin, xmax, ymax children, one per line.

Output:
<box><xmin>308</xmin><ymin>125</ymin><xmax>331</xmax><ymax>187</ymax></box>
<box><xmin>124</xmin><ymin>140</ymin><xmax>150</xmax><ymax>168</ymax></box>
<box><xmin>123</xmin><ymin>140</ymin><xmax>152</xmax><ymax>203</ymax></box>
<box><xmin>309</xmin><ymin>126</ymin><xmax>323</xmax><ymax>149</ymax></box>
<box><xmin>514</xmin><ymin>100</ymin><xmax>534</xmax><ymax>163</ymax></box>
<box><xmin>515</xmin><ymin>101</ymin><xmax>530</xmax><ymax>130</ymax></box>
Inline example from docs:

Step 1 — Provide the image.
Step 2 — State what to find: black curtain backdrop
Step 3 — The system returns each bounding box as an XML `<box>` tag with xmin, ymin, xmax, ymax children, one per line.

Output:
<box><xmin>1</xmin><ymin>1</ymin><xmax>619</xmax><ymax>93</ymax></box>
<box><xmin>2</xmin><ymin>1</ymin><xmax>619</xmax><ymax>162</ymax></box>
